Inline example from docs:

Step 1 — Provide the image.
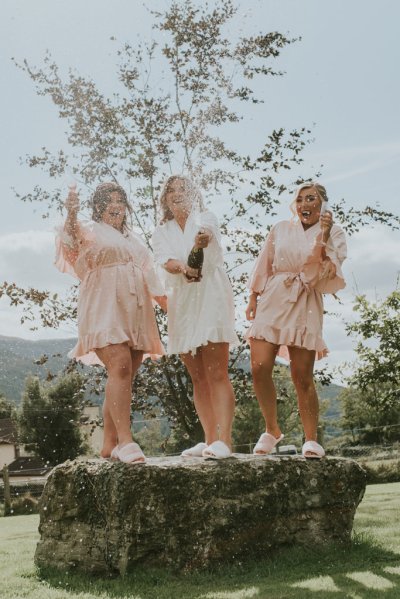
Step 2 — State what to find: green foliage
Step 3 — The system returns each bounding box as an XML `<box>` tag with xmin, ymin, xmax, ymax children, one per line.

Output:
<box><xmin>19</xmin><ymin>373</ymin><xmax>87</xmax><ymax>466</ymax></box>
<box><xmin>360</xmin><ymin>459</ymin><xmax>400</xmax><ymax>485</ymax></box>
<box><xmin>339</xmin><ymin>386</ymin><xmax>400</xmax><ymax>444</ymax></box>
<box><xmin>133</xmin><ymin>418</ymin><xmax>169</xmax><ymax>455</ymax></box>
<box><xmin>10</xmin><ymin>493</ymin><xmax>39</xmax><ymax>516</ymax></box>
<box><xmin>340</xmin><ymin>290</ymin><xmax>400</xmax><ymax>444</ymax></box>
<box><xmin>346</xmin><ymin>290</ymin><xmax>400</xmax><ymax>394</ymax></box>
<box><xmin>0</xmin><ymin>393</ymin><xmax>17</xmax><ymax>419</ymax></box>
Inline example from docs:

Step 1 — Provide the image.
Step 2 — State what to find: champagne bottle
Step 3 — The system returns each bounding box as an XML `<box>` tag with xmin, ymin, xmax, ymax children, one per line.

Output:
<box><xmin>186</xmin><ymin>231</ymin><xmax>205</xmax><ymax>281</ymax></box>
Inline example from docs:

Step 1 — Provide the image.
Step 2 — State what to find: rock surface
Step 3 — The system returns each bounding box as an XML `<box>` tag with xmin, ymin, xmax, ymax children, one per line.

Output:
<box><xmin>35</xmin><ymin>455</ymin><xmax>366</xmax><ymax>574</ymax></box>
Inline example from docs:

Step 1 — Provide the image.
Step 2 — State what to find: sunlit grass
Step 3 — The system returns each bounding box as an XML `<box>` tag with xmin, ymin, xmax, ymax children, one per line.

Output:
<box><xmin>0</xmin><ymin>483</ymin><xmax>400</xmax><ymax>598</ymax></box>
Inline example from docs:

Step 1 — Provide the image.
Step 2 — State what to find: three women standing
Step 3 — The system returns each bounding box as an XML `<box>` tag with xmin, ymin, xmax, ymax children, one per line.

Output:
<box><xmin>57</xmin><ymin>178</ymin><xmax>346</xmax><ymax>462</ymax></box>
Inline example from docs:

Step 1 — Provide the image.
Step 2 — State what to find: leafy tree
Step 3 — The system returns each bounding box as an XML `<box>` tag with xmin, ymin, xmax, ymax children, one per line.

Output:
<box><xmin>0</xmin><ymin>393</ymin><xmax>17</xmax><ymax>420</ymax></box>
<box><xmin>133</xmin><ymin>418</ymin><xmax>170</xmax><ymax>455</ymax></box>
<box><xmin>19</xmin><ymin>373</ymin><xmax>87</xmax><ymax>465</ymax></box>
<box><xmin>1</xmin><ymin>1</ymin><xmax>399</xmax><ymax>443</ymax></box>
<box><xmin>339</xmin><ymin>386</ymin><xmax>400</xmax><ymax>444</ymax></box>
<box><xmin>339</xmin><ymin>289</ymin><xmax>400</xmax><ymax>444</ymax></box>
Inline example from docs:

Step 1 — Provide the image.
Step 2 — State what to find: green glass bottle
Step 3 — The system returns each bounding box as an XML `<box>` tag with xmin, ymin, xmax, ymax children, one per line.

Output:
<box><xmin>186</xmin><ymin>233</ymin><xmax>204</xmax><ymax>281</ymax></box>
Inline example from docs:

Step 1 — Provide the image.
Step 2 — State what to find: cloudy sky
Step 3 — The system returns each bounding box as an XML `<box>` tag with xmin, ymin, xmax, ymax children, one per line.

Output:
<box><xmin>0</xmin><ymin>0</ymin><xmax>399</xmax><ymax>378</ymax></box>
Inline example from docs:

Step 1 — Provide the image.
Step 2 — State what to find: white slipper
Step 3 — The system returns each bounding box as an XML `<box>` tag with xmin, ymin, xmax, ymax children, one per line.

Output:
<box><xmin>181</xmin><ymin>442</ymin><xmax>208</xmax><ymax>458</ymax></box>
<box><xmin>110</xmin><ymin>446</ymin><xmax>119</xmax><ymax>461</ymax></box>
<box><xmin>253</xmin><ymin>432</ymin><xmax>284</xmax><ymax>455</ymax></box>
<box><xmin>114</xmin><ymin>442</ymin><xmax>146</xmax><ymax>464</ymax></box>
<box><xmin>202</xmin><ymin>440</ymin><xmax>231</xmax><ymax>460</ymax></box>
<box><xmin>302</xmin><ymin>440</ymin><xmax>325</xmax><ymax>459</ymax></box>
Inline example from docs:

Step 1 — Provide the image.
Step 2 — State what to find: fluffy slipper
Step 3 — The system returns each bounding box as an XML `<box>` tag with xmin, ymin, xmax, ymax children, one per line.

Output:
<box><xmin>253</xmin><ymin>432</ymin><xmax>284</xmax><ymax>455</ymax></box>
<box><xmin>115</xmin><ymin>442</ymin><xmax>146</xmax><ymax>464</ymax></box>
<box><xmin>110</xmin><ymin>446</ymin><xmax>119</xmax><ymax>461</ymax></box>
<box><xmin>202</xmin><ymin>440</ymin><xmax>231</xmax><ymax>460</ymax></box>
<box><xmin>302</xmin><ymin>440</ymin><xmax>325</xmax><ymax>459</ymax></box>
<box><xmin>181</xmin><ymin>442</ymin><xmax>208</xmax><ymax>458</ymax></box>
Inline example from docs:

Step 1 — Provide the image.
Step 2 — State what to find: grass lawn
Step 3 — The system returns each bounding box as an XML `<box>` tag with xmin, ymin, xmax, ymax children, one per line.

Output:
<box><xmin>1</xmin><ymin>482</ymin><xmax>399</xmax><ymax>599</ymax></box>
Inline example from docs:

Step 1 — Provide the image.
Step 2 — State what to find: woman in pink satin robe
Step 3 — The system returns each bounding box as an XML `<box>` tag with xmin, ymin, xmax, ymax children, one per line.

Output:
<box><xmin>56</xmin><ymin>182</ymin><xmax>166</xmax><ymax>463</ymax></box>
<box><xmin>245</xmin><ymin>182</ymin><xmax>347</xmax><ymax>458</ymax></box>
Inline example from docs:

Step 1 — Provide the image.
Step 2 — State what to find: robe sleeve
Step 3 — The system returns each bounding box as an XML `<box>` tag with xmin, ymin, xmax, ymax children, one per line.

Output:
<box><xmin>151</xmin><ymin>224</ymin><xmax>180</xmax><ymax>266</ymax></box>
<box><xmin>303</xmin><ymin>225</ymin><xmax>346</xmax><ymax>294</ymax></box>
<box><xmin>247</xmin><ymin>226</ymin><xmax>276</xmax><ymax>294</ymax></box>
<box><xmin>197</xmin><ymin>211</ymin><xmax>223</xmax><ymax>266</ymax></box>
<box><xmin>127</xmin><ymin>231</ymin><xmax>166</xmax><ymax>297</ymax></box>
<box><xmin>141</xmin><ymin>247</ymin><xmax>166</xmax><ymax>297</ymax></box>
<box><xmin>54</xmin><ymin>221</ymin><xmax>83</xmax><ymax>279</ymax></box>
<box><xmin>54</xmin><ymin>220</ymin><xmax>96</xmax><ymax>279</ymax></box>
<box><xmin>314</xmin><ymin>225</ymin><xmax>347</xmax><ymax>294</ymax></box>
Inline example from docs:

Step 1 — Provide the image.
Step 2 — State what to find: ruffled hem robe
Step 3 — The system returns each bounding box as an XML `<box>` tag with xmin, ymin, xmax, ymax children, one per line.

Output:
<box><xmin>55</xmin><ymin>220</ymin><xmax>165</xmax><ymax>365</ymax></box>
<box><xmin>245</xmin><ymin>220</ymin><xmax>347</xmax><ymax>360</ymax></box>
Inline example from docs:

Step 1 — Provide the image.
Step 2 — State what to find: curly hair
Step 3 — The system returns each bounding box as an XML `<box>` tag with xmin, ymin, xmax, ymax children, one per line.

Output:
<box><xmin>158</xmin><ymin>175</ymin><xmax>205</xmax><ymax>224</ymax></box>
<box><xmin>90</xmin><ymin>182</ymin><xmax>132</xmax><ymax>232</ymax></box>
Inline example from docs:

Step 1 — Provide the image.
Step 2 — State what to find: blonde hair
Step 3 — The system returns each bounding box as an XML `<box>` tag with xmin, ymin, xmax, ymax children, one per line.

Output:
<box><xmin>158</xmin><ymin>175</ymin><xmax>205</xmax><ymax>224</ymax></box>
<box><xmin>290</xmin><ymin>181</ymin><xmax>328</xmax><ymax>217</ymax></box>
<box><xmin>90</xmin><ymin>182</ymin><xmax>132</xmax><ymax>233</ymax></box>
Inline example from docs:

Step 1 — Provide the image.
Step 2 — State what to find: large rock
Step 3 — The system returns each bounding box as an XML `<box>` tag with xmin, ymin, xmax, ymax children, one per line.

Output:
<box><xmin>35</xmin><ymin>455</ymin><xmax>366</xmax><ymax>574</ymax></box>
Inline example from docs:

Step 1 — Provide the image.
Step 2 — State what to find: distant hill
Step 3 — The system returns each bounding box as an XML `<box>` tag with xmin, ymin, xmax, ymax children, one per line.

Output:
<box><xmin>0</xmin><ymin>335</ymin><xmax>75</xmax><ymax>403</ymax></box>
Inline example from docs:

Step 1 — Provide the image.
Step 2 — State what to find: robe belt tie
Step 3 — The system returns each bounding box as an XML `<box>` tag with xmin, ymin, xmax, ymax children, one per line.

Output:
<box><xmin>282</xmin><ymin>271</ymin><xmax>310</xmax><ymax>303</ymax></box>
<box><xmin>85</xmin><ymin>258</ymin><xmax>144</xmax><ymax>307</ymax></box>
<box><xmin>127</xmin><ymin>262</ymin><xmax>144</xmax><ymax>307</ymax></box>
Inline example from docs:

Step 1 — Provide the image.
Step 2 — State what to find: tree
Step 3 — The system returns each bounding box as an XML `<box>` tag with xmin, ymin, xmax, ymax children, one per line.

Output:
<box><xmin>339</xmin><ymin>289</ymin><xmax>400</xmax><ymax>444</ymax></box>
<box><xmin>0</xmin><ymin>393</ymin><xmax>17</xmax><ymax>420</ymax></box>
<box><xmin>1</xmin><ymin>0</ymin><xmax>399</xmax><ymax>443</ymax></box>
<box><xmin>20</xmin><ymin>373</ymin><xmax>87</xmax><ymax>465</ymax></box>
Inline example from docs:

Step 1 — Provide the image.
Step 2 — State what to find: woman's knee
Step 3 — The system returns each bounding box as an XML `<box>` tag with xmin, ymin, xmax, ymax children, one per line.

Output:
<box><xmin>107</xmin><ymin>358</ymin><xmax>132</xmax><ymax>380</ymax></box>
<box><xmin>206</xmin><ymin>365</ymin><xmax>229</xmax><ymax>384</ymax></box>
<box><xmin>190</xmin><ymin>369</ymin><xmax>205</xmax><ymax>385</ymax></box>
<box><xmin>291</xmin><ymin>369</ymin><xmax>314</xmax><ymax>393</ymax></box>
<box><xmin>251</xmin><ymin>359</ymin><xmax>274</xmax><ymax>383</ymax></box>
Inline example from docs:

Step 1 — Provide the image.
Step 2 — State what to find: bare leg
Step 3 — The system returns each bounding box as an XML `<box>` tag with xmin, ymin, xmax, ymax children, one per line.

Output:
<box><xmin>100</xmin><ymin>400</ymin><xmax>118</xmax><ymax>458</ymax></box>
<box><xmin>181</xmin><ymin>349</ymin><xmax>218</xmax><ymax>445</ymax></box>
<box><xmin>130</xmin><ymin>348</ymin><xmax>144</xmax><ymax>386</ymax></box>
<box><xmin>288</xmin><ymin>346</ymin><xmax>319</xmax><ymax>449</ymax></box>
<box><xmin>201</xmin><ymin>342</ymin><xmax>235</xmax><ymax>449</ymax></box>
<box><xmin>96</xmin><ymin>343</ymin><xmax>134</xmax><ymax>449</ymax></box>
<box><xmin>250</xmin><ymin>338</ymin><xmax>281</xmax><ymax>438</ymax></box>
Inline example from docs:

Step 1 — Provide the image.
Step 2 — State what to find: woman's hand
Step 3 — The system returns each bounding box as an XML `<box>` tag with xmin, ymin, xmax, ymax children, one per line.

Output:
<box><xmin>184</xmin><ymin>265</ymin><xmax>201</xmax><ymax>282</ymax></box>
<box><xmin>65</xmin><ymin>189</ymin><xmax>80</xmax><ymax>214</ymax></box>
<box><xmin>320</xmin><ymin>210</ymin><xmax>333</xmax><ymax>242</ymax></box>
<box><xmin>194</xmin><ymin>231</ymin><xmax>211</xmax><ymax>249</ymax></box>
<box><xmin>245</xmin><ymin>294</ymin><xmax>258</xmax><ymax>321</ymax></box>
<box><xmin>154</xmin><ymin>295</ymin><xmax>168</xmax><ymax>312</ymax></box>
<box><xmin>320</xmin><ymin>256</ymin><xmax>337</xmax><ymax>280</ymax></box>
<box><xmin>164</xmin><ymin>259</ymin><xmax>201</xmax><ymax>281</ymax></box>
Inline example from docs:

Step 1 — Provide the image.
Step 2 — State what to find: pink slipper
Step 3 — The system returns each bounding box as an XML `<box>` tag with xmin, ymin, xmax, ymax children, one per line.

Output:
<box><xmin>202</xmin><ymin>441</ymin><xmax>232</xmax><ymax>460</ymax></box>
<box><xmin>253</xmin><ymin>432</ymin><xmax>284</xmax><ymax>455</ymax></box>
<box><xmin>181</xmin><ymin>442</ymin><xmax>208</xmax><ymax>458</ymax></box>
<box><xmin>114</xmin><ymin>442</ymin><xmax>146</xmax><ymax>464</ymax></box>
<box><xmin>302</xmin><ymin>441</ymin><xmax>325</xmax><ymax>459</ymax></box>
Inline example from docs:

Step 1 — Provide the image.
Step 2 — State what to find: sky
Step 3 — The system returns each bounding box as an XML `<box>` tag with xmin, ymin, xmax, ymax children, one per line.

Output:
<box><xmin>0</xmin><ymin>0</ymin><xmax>399</xmax><ymax>379</ymax></box>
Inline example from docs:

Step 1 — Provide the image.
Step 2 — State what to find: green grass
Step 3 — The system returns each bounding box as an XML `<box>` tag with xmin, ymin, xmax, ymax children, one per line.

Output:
<box><xmin>1</xmin><ymin>483</ymin><xmax>400</xmax><ymax>599</ymax></box>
